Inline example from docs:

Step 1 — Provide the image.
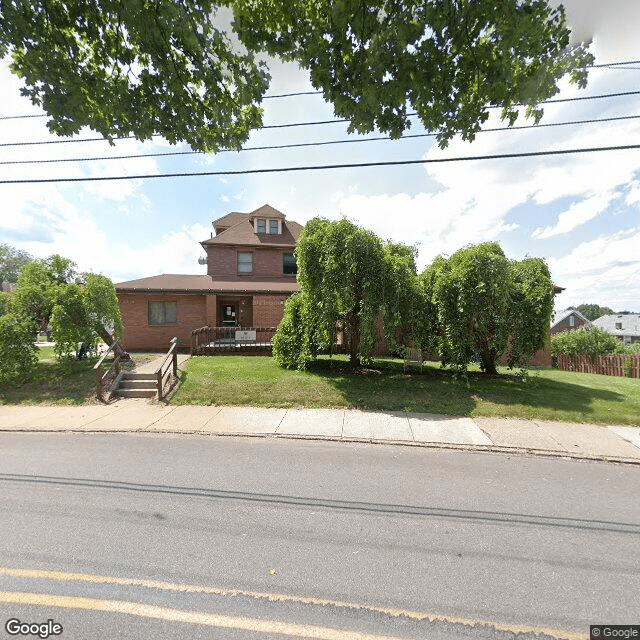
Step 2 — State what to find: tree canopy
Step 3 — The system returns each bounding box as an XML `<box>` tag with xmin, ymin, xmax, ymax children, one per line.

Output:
<box><xmin>1</xmin><ymin>0</ymin><xmax>592</xmax><ymax>150</ymax></box>
<box><xmin>0</xmin><ymin>243</ymin><xmax>32</xmax><ymax>284</ymax></box>
<box><xmin>10</xmin><ymin>253</ymin><xmax>123</xmax><ymax>358</ymax></box>
<box><xmin>573</xmin><ymin>303</ymin><xmax>615</xmax><ymax>321</ymax></box>
<box><xmin>427</xmin><ymin>243</ymin><xmax>554</xmax><ymax>375</ymax></box>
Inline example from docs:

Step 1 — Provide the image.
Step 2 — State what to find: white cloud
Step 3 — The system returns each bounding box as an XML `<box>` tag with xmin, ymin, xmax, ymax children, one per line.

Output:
<box><xmin>532</xmin><ymin>191</ymin><xmax>616</xmax><ymax>239</ymax></box>
<box><xmin>550</xmin><ymin>228</ymin><xmax>640</xmax><ymax>309</ymax></box>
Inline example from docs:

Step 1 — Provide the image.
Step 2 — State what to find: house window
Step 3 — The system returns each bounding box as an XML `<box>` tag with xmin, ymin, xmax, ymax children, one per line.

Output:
<box><xmin>283</xmin><ymin>253</ymin><xmax>297</xmax><ymax>275</ymax></box>
<box><xmin>569</xmin><ymin>316</ymin><xmax>575</xmax><ymax>327</ymax></box>
<box><xmin>257</xmin><ymin>219</ymin><xmax>266</xmax><ymax>234</ymax></box>
<box><xmin>148</xmin><ymin>301</ymin><xmax>177</xmax><ymax>325</ymax></box>
<box><xmin>615</xmin><ymin>322</ymin><xmax>623</xmax><ymax>330</ymax></box>
<box><xmin>237</xmin><ymin>252</ymin><xmax>253</xmax><ymax>273</ymax></box>
<box><xmin>269</xmin><ymin>220</ymin><xmax>279</xmax><ymax>234</ymax></box>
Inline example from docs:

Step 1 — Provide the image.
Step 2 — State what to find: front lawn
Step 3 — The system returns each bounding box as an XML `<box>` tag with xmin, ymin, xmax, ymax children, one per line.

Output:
<box><xmin>172</xmin><ymin>355</ymin><xmax>640</xmax><ymax>426</ymax></box>
<box><xmin>0</xmin><ymin>350</ymin><xmax>160</xmax><ymax>405</ymax></box>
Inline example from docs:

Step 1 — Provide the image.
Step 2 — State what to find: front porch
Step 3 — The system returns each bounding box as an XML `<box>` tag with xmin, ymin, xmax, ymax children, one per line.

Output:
<box><xmin>190</xmin><ymin>326</ymin><xmax>277</xmax><ymax>355</ymax></box>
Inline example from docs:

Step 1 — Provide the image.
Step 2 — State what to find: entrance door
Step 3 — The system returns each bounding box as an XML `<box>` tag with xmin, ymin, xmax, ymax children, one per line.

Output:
<box><xmin>222</xmin><ymin>303</ymin><xmax>236</xmax><ymax>326</ymax></box>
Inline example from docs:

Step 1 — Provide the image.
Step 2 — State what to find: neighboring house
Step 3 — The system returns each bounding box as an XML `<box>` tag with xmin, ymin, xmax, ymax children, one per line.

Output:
<box><xmin>115</xmin><ymin>204</ymin><xmax>301</xmax><ymax>350</ymax></box>
<box><xmin>549</xmin><ymin>308</ymin><xmax>591</xmax><ymax>335</ymax></box>
<box><xmin>592</xmin><ymin>313</ymin><xmax>640</xmax><ymax>344</ymax></box>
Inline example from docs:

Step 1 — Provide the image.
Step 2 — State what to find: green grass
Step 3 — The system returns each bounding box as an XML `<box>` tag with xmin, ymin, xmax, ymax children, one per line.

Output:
<box><xmin>171</xmin><ymin>355</ymin><xmax>640</xmax><ymax>426</ymax></box>
<box><xmin>0</xmin><ymin>350</ymin><xmax>161</xmax><ymax>405</ymax></box>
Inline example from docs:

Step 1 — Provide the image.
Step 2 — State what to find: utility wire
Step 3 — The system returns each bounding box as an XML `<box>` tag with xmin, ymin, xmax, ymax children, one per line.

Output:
<box><xmin>2</xmin><ymin>113</ymin><xmax>640</xmax><ymax>166</ymax></box>
<box><xmin>1</xmin><ymin>143</ymin><xmax>639</xmax><ymax>185</ymax></box>
<box><xmin>2</xmin><ymin>89</ymin><xmax>640</xmax><ymax>148</ymax></box>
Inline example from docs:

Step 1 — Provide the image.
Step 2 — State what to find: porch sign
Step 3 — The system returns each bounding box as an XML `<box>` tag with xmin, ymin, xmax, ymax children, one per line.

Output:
<box><xmin>235</xmin><ymin>330</ymin><xmax>256</xmax><ymax>342</ymax></box>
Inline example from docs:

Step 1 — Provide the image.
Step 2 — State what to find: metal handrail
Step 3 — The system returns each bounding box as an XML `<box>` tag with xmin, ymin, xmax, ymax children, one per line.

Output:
<box><xmin>156</xmin><ymin>337</ymin><xmax>179</xmax><ymax>400</ymax></box>
<box><xmin>94</xmin><ymin>339</ymin><xmax>122</xmax><ymax>401</ymax></box>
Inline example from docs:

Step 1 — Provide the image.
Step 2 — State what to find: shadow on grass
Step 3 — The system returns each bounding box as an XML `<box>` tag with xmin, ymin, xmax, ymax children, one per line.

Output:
<box><xmin>308</xmin><ymin>359</ymin><xmax>625</xmax><ymax>419</ymax></box>
<box><xmin>0</xmin><ymin>359</ymin><xmax>97</xmax><ymax>405</ymax></box>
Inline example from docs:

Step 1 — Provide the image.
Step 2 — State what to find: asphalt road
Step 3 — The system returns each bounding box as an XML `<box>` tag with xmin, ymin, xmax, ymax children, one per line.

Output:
<box><xmin>0</xmin><ymin>432</ymin><xmax>638</xmax><ymax>639</ymax></box>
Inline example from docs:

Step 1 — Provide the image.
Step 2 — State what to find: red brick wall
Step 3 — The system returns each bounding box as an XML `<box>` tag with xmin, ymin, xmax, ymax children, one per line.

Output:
<box><xmin>118</xmin><ymin>292</ymin><xmax>206</xmax><ymax>351</ymax></box>
<box><xmin>207</xmin><ymin>246</ymin><xmax>296</xmax><ymax>281</ymax></box>
<box><xmin>550</xmin><ymin>314</ymin><xmax>589</xmax><ymax>335</ymax></box>
<box><xmin>253</xmin><ymin>295</ymin><xmax>288</xmax><ymax>327</ymax></box>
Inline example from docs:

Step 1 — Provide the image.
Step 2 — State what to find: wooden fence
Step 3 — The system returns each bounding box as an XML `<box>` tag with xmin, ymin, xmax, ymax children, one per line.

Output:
<box><xmin>556</xmin><ymin>354</ymin><xmax>640</xmax><ymax>378</ymax></box>
<box><xmin>191</xmin><ymin>326</ymin><xmax>277</xmax><ymax>356</ymax></box>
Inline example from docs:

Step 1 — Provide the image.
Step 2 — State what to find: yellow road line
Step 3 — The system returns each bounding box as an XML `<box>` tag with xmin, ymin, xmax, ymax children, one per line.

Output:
<box><xmin>0</xmin><ymin>591</ymin><xmax>404</xmax><ymax>640</ymax></box>
<box><xmin>0</xmin><ymin>566</ymin><xmax>586</xmax><ymax>640</ymax></box>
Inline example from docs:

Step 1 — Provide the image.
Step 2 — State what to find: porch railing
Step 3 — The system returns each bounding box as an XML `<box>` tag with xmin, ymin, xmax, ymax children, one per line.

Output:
<box><xmin>190</xmin><ymin>326</ymin><xmax>276</xmax><ymax>355</ymax></box>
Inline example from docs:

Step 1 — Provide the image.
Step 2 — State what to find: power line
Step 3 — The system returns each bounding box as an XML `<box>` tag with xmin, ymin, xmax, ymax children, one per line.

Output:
<box><xmin>1</xmin><ymin>142</ymin><xmax>639</xmax><ymax>184</ymax></box>
<box><xmin>2</xmin><ymin>88</ymin><xmax>640</xmax><ymax>149</ymax></box>
<box><xmin>3</xmin><ymin>113</ymin><xmax>640</xmax><ymax>166</ymax></box>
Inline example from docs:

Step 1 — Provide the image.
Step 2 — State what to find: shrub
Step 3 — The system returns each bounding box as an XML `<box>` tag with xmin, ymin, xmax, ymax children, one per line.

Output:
<box><xmin>0</xmin><ymin>314</ymin><xmax>38</xmax><ymax>383</ymax></box>
<box><xmin>551</xmin><ymin>326</ymin><xmax>622</xmax><ymax>362</ymax></box>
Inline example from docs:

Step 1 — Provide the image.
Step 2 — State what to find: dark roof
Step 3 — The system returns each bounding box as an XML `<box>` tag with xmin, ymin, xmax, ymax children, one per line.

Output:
<box><xmin>202</xmin><ymin>218</ymin><xmax>302</xmax><ymax>247</ymax></box>
<box><xmin>212</xmin><ymin>212</ymin><xmax>247</xmax><ymax>230</ymax></box>
<box><xmin>248</xmin><ymin>204</ymin><xmax>286</xmax><ymax>219</ymax></box>
<box><xmin>115</xmin><ymin>274</ymin><xmax>299</xmax><ymax>294</ymax></box>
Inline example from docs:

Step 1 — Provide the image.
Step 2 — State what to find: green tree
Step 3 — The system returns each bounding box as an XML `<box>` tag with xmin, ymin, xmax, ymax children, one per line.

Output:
<box><xmin>274</xmin><ymin>218</ymin><xmax>418</xmax><ymax>368</ymax></box>
<box><xmin>0</xmin><ymin>243</ymin><xmax>32</xmax><ymax>284</ymax></box>
<box><xmin>428</xmin><ymin>243</ymin><xmax>554</xmax><ymax>375</ymax></box>
<box><xmin>574</xmin><ymin>303</ymin><xmax>614</xmax><ymax>321</ymax></box>
<box><xmin>1</xmin><ymin>1</ymin><xmax>591</xmax><ymax>150</ymax></box>
<box><xmin>505</xmin><ymin>257</ymin><xmax>554</xmax><ymax>367</ymax></box>
<box><xmin>0</xmin><ymin>314</ymin><xmax>38</xmax><ymax>383</ymax></box>
<box><xmin>11</xmin><ymin>254</ymin><xmax>123</xmax><ymax>357</ymax></box>
<box><xmin>0</xmin><ymin>291</ymin><xmax>11</xmax><ymax>316</ymax></box>
<box><xmin>296</xmin><ymin>218</ymin><xmax>387</xmax><ymax>366</ymax></box>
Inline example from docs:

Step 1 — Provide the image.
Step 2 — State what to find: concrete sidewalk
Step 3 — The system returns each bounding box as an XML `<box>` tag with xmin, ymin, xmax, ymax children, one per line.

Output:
<box><xmin>0</xmin><ymin>403</ymin><xmax>639</xmax><ymax>463</ymax></box>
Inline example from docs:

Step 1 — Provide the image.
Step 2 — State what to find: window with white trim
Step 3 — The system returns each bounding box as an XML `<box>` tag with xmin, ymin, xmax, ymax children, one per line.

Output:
<box><xmin>237</xmin><ymin>252</ymin><xmax>253</xmax><ymax>273</ymax></box>
<box><xmin>269</xmin><ymin>220</ymin><xmax>279</xmax><ymax>234</ymax></box>
<box><xmin>257</xmin><ymin>219</ymin><xmax>266</xmax><ymax>234</ymax></box>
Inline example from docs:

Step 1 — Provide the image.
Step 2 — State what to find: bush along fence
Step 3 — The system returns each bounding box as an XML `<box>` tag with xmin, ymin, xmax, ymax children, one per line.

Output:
<box><xmin>556</xmin><ymin>354</ymin><xmax>640</xmax><ymax>378</ymax></box>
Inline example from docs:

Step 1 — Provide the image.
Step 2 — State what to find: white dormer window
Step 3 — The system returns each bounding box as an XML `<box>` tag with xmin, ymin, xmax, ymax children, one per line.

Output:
<box><xmin>569</xmin><ymin>315</ymin><xmax>575</xmax><ymax>327</ymax></box>
<box><xmin>254</xmin><ymin>218</ymin><xmax>281</xmax><ymax>234</ymax></box>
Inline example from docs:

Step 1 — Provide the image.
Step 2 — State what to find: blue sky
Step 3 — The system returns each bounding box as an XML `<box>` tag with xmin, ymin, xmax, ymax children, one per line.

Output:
<box><xmin>0</xmin><ymin>0</ymin><xmax>639</xmax><ymax>312</ymax></box>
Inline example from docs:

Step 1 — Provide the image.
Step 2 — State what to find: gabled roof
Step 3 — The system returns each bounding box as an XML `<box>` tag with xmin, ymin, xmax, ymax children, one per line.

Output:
<box><xmin>202</xmin><ymin>218</ymin><xmax>302</xmax><ymax>247</ymax></box>
<box><xmin>592</xmin><ymin>313</ymin><xmax>640</xmax><ymax>337</ymax></box>
<box><xmin>115</xmin><ymin>274</ymin><xmax>299</xmax><ymax>294</ymax></box>
<box><xmin>247</xmin><ymin>204</ymin><xmax>286</xmax><ymax>220</ymax></box>
<box><xmin>550</xmin><ymin>308</ymin><xmax>590</xmax><ymax>329</ymax></box>
<box><xmin>212</xmin><ymin>212</ymin><xmax>247</xmax><ymax>230</ymax></box>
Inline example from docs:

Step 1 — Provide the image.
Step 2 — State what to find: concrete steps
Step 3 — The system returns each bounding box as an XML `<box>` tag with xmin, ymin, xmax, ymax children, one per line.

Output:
<box><xmin>113</xmin><ymin>372</ymin><xmax>158</xmax><ymax>399</ymax></box>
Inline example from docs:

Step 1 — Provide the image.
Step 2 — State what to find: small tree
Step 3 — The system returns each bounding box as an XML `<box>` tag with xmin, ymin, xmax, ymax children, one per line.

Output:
<box><xmin>295</xmin><ymin>218</ymin><xmax>388</xmax><ymax>366</ymax></box>
<box><xmin>505</xmin><ymin>257</ymin><xmax>554</xmax><ymax>367</ymax></box>
<box><xmin>428</xmin><ymin>243</ymin><xmax>554</xmax><ymax>375</ymax></box>
<box><xmin>0</xmin><ymin>314</ymin><xmax>38</xmax><ymax>383</ymax></box>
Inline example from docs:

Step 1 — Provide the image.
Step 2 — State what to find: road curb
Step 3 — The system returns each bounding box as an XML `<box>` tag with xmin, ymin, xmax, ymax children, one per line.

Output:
<box><xmin>3</xmin><ymin>427</ymin><xmax>639</xmax><ymax>465</ymax></box>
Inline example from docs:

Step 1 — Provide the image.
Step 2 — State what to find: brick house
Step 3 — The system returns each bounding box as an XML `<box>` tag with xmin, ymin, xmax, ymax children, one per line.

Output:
<box><xmin>115</xmin><ymin>204</ymin><xmax>301</xmax><ymax>351</ymax></box>
<box><xmin>550</xmin><ymin>308</ymin><xmax>591</xmax><ymax>335</ymax></box>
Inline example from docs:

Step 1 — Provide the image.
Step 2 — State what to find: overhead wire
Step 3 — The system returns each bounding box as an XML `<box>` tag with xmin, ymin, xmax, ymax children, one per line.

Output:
<box><xmin>1</xmin><ymin>89</ymin><xmax>640</xmax><ymax>148</ymax></box>
<box><xmin>1</xmin><ymin>143</ymin><xmax>640</xmax><ymax>184</ymax></box>
<box><xmin>2</xmin><ymin>113</ymin><xmax>640</xmax><ymax>166</ymax></box>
